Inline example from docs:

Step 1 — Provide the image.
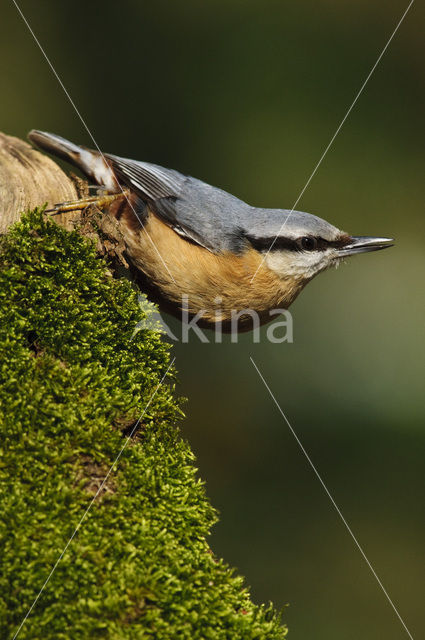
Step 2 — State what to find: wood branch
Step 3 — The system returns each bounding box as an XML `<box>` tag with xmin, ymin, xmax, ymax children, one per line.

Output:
<box><xmin>0</xmin><ymin>131</ymin><xmax>79</xmax><ymax>233</ymax></box>
<box><xmin>0</xmin><ymin>131</ymin><xmax>131</xmax><ymax>273</ymax></box>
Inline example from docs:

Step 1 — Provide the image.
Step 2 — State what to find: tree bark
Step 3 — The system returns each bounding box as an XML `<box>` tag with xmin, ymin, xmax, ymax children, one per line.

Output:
<box><xmin>0</xmin><ymin>131</ymin><xmax>131</xmax><ymax>271</ymax></box>
<box><xmin>0</xmin><ymin>132</ymin><xmax>80</xmax><ymax>233</ymax></box>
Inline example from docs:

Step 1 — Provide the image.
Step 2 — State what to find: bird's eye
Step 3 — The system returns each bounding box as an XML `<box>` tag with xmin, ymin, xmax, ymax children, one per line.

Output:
<box><xmin>299</xmin><ymin>236</ymin><xmax>317</xmax><ymax>251</ymax></box>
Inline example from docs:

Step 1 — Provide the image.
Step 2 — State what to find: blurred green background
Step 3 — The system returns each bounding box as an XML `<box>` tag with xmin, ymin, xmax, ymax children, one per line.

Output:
<box><xmin>2</xmin><ymin>1</ymin><xmax>423</xmax><ymax>638</ymax></box>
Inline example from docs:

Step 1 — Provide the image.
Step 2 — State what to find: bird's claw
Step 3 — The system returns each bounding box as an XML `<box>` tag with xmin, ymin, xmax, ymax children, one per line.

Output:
<box><xmin>46</xmin><ymin>191</ymin><xmax>129</xmax><ymax>214</ymax></box>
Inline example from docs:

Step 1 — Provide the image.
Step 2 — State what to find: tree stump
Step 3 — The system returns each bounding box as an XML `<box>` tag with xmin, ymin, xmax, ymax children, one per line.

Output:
<box><xmin>0</xmin><ymin>131</ymin><xmax>130</xmax><ymax>271</ymax></box>
<box><xmin>0</xmin><ymin>132</ymin><xmax>80</xmax><ymax>233</ymax></box>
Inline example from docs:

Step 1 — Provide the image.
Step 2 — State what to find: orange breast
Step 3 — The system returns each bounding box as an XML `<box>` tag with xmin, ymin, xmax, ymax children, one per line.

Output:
<box><xmin>109</xmin><ymin>200</ymin><xmax>304</xmax><ymax>325</ymax></box>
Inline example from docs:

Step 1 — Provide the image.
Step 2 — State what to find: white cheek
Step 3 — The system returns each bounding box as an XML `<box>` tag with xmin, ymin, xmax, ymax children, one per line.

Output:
<box><xmin>265</xmin><ymin>251</ymin><xmax>332</xmax><ymax>279</ymax></box>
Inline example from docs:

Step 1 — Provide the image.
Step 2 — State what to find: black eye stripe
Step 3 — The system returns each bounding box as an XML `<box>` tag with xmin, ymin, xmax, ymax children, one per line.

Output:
<box><xmin>247</xmin><ymin>235</ymin><xmax>351</xmax><ymax>252</ymax></box>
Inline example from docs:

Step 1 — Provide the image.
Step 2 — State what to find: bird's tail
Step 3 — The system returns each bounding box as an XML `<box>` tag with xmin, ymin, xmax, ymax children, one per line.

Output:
<box><xmin>28</xmin><ymin>130</ymin><xmax>117</xmax><ymax>191</ymax></box>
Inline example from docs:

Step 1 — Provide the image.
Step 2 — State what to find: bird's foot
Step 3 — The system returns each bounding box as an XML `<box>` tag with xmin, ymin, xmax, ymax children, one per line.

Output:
<box><xmin>46</xmin><ymin>191</ymin><xmax>129</xmax><ymax>214</ymax></box>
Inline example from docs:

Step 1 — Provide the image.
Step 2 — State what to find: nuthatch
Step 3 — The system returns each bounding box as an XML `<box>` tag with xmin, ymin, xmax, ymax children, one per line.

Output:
<box><xmin>29</xmin><ymin>130</ymin><xmax>393</xmax><ymax>329</ymax></box>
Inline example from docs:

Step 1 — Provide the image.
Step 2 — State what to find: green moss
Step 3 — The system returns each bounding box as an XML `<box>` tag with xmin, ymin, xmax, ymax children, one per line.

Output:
<box><xmin>0</xmin><ymin>209</ymin><xmax>286</xmax><ymax>639</ymax></box>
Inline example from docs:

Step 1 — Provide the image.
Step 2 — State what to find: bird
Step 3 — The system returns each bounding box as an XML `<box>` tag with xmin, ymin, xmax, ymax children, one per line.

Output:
<box><xmin>28</xmin><ymin>130</ymin><xmax>393</xmax><ymax>331</ymax></box>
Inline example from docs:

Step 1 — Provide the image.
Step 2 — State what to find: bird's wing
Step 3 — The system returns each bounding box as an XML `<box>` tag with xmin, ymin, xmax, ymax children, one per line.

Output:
<box><xmin>105</xmin><ymin>154</ymin><xmax>252</xmax><ymax>253</ymax></box>
<box><xmin>106</xmin><ymin>154</ymin><xmax>185</xmax><ymax>201</ymax></box>
<box><xmin>106</xmin><ymin>153</ymin><xmax>218</xmax><ymax>249</ymax></box>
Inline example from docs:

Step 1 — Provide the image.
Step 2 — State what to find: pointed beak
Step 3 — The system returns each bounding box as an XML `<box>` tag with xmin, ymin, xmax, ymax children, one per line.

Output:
<box><xmin>337</xmin><ymin>236</ymin><xmax>394</xmax><ymax>257</ymax></box>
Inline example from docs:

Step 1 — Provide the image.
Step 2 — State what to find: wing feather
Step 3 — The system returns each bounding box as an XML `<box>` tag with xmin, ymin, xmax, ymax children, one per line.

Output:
<box><xmin>105</xmin><ymin>153</ymin><xmax>257</xmax><ymax>253</ymax></box>
<box><xmin>105</xmin><ymin>153</ymin><xmax>216</xmax><ymax>250</ymax></box>
<box><xmin>106</xmin><ymin>154</ymin><xmax>186</xmax><ymax>201</ymax></box>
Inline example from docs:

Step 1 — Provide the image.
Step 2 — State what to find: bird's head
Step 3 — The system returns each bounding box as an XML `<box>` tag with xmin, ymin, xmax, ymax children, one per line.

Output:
<box><xmin>247</xmin><ymin>208</ymin><xmax>393</xmax><ymax>284</ymax></box>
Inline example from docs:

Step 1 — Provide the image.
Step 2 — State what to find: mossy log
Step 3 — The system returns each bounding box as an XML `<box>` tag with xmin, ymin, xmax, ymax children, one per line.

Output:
<box><xmin>0</xmin><ymin>133</ymin><xmax>287</xmax><ymax>639</ymax></box>
<box><xmin>0</xmin><ymin>132</ymin><xmax>130</xmax><ymax>269</ymax></box>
